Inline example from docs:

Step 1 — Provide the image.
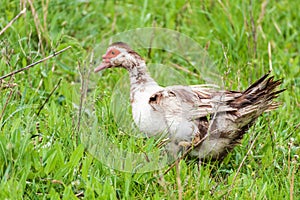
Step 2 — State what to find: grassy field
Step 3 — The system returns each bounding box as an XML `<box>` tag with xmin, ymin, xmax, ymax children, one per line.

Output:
<box><xmin>0</xmin><ymin>0</ymin><xmax>299</xmax><ymax>199</ymax></box>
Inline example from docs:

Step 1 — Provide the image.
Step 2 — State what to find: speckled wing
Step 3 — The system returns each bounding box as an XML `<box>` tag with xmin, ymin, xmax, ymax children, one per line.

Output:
<box><xmin>148</xmin><ymin>85</ymin><xmax>238</xmax><ymax>122</ymax></box>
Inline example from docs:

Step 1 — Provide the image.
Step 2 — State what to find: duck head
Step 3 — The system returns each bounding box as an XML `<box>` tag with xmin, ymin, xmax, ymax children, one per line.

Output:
<box><xmin>94</xmin><ymin>42</ymin><xmax>144</xmax><ymax>73</ymax></box>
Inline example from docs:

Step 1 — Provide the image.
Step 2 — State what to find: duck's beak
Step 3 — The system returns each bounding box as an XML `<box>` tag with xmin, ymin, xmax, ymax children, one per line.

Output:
<box><xmin>94</xmin><ymin>55</ymin><xmax>111</xmax><ymax>73</ymax></box>
<box><xmin>94</xmin><ymin>61</ymin><xmax>111</xmax><ymax>73</ymax></box>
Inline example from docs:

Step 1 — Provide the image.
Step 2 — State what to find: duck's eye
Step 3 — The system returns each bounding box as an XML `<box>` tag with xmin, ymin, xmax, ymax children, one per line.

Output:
<box><xmin>111</xmin><ymin>51</ymin><xmax>115</xmax><ymax>55</ymax></box>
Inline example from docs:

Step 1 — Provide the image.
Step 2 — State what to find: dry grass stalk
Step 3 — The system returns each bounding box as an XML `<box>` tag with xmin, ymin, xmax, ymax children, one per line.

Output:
<box><xmin>0</xmin><ymin>46</ymin><xmax>71</xmax><ymax>81</ymax></box>
<box><xmin>37</xmin><ymin>78</ymin><xmax>62</xmax><ymax>116</ymax></box>
<box><xmin>0</xmin><ymin>8</ymin><xmax>26</xmax><ymax>36</ymax></box>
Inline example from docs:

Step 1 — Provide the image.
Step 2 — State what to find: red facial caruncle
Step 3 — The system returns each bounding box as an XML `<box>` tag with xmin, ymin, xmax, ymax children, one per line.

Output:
<box><xmin>94</xmin><ymin>48</ymin><xmax>121</xmax><ymax>72</ymax></box>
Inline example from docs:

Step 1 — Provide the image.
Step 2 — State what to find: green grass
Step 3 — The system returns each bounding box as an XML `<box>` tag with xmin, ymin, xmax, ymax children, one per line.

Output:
<box><xmin>0</xmin><ymin>0</ymin><xmax>299</xmax><ymax>199</ymax></box>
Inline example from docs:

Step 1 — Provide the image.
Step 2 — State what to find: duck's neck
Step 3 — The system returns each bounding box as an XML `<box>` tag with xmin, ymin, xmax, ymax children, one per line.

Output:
<box><xmin>128</xmin><ymin>62</ymin><xmax>158</xmax><ymax>89</ymax></box>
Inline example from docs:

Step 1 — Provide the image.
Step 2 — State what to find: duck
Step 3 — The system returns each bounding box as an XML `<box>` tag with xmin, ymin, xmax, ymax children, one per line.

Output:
<box><xmin>94</xmin><ymin>41</ymin><xmax>284</xmax><ymax>160</ymax></box>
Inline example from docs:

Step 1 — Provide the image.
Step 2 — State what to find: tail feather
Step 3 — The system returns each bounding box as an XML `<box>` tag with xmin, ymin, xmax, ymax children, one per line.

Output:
<box><xmin>230</xmin><ymin>73</ymin><xmax>284</xmax><ymax>113</ymax></box>
<box><xmin>228</xmin><ymin>73</ymin><xmax>285</xmax><ymax>131</ymax></box>
<box><xmin>243</xmin><ymin>72</ymin><xmax>271</xmax><ymax>93</ymax></box>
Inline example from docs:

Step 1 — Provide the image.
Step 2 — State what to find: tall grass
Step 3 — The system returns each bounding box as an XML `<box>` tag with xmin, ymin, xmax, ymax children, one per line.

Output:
<box><xmin>0</xmin><ymin>0</ymin><xmax>299</xmax><ymax>199</ymax></box>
